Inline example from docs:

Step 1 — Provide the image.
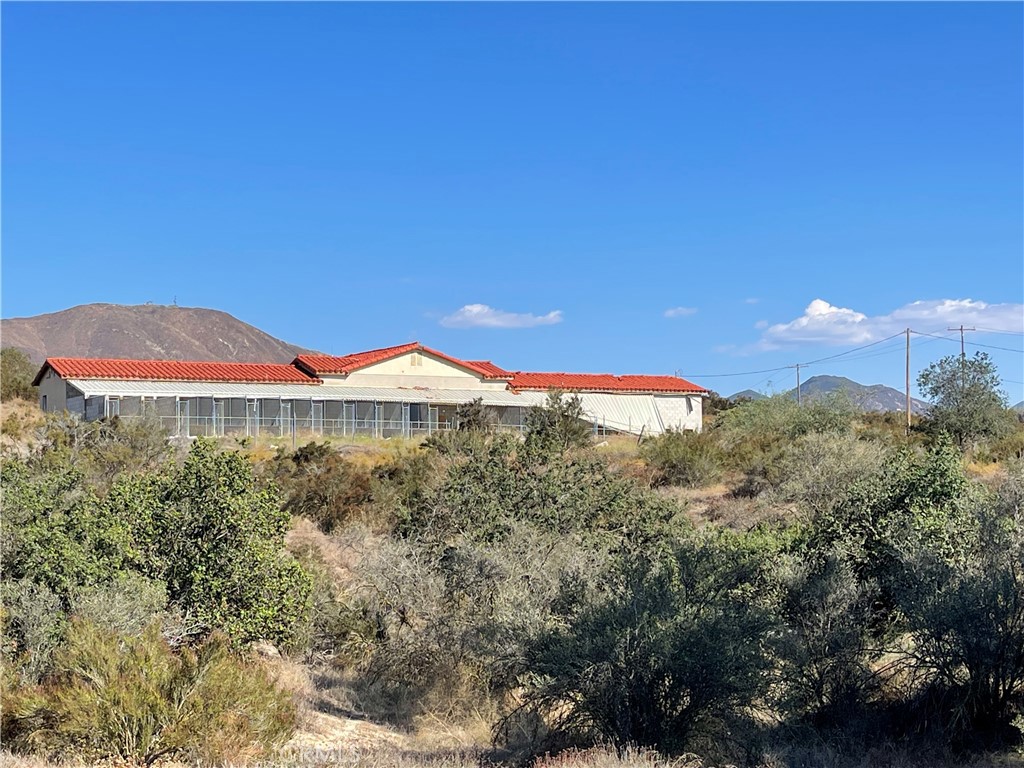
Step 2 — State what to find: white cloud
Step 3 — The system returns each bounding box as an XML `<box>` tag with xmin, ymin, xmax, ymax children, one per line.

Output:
<box><xmin>761</xmin><ymin>298</ymin><xmax>1024</xmax><ymax>347</ymax></box>
<box><xmin>664</xmin><ymin>306</ymin><xmax>698</xmax><ymax>318</ymax></box>
<box><xmin>440</xmin><ymin>303</ymin><xmax>563</xmax><ymax>329</ymax></box>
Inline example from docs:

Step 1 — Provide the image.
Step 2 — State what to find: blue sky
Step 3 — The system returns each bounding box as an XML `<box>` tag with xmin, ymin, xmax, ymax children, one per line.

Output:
<box><xmin>3</xmin><ymin>3</ymin><xmax>1022</xmax><ymax>401</ymax></box>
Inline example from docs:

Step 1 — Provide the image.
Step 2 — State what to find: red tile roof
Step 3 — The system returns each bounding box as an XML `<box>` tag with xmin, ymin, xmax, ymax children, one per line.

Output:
<box><xmin>292</xmin><ymin>343</ymin><xmax>421</xmax><ymax>376</ymax></box>
<box><xmin>464</xmin><ymin>360</ymin><xmax>513</xmax><ymax>379</ymax></box>
<box><xmin>32</xmin><ymin>347</ymin><xmax>705</xmax><ymax>395</ymax></box>
<box><xmin>294</xmin><ymin>343</ymin><xmax>511</xmax><ymax>380</ymax></box>
<box><xmin>34</xmin><ymin>357</ymin><xmax>320</xmax><ymax>386</ymax></box>
<box><xmin>508</xmin><ymin>371</ymin><xmax>707</xmax><ymax>394</ymax></box>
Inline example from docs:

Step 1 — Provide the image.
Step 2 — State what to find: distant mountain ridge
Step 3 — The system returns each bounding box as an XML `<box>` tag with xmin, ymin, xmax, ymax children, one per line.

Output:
<box><xmin>1</xmin><ymin>303</ymin><xmax>318</xmax><ymax>365</ymax></box>
<box><xmin>729</xmin><ymin>375</ymin><xmax>931</xmax><ymax>415</ymax></box>
<box><xmin>729</xmin><ymin>389</ymin><xmax>767</xmax><ymax>402</ymax></box>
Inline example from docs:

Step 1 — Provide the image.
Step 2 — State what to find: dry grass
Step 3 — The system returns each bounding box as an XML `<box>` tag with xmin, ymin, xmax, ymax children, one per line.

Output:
<box><xmin>286</xmin><ymin>517</ymin><xmax>384</xmax><ymax>590</ymax></box>
<box><xmin>288</xmin><ymin>517</ymin><xmax>357</xmax><ymax>586</ymax></box>
<box><xmin>965</xmin><ymin>460</ymin><xmax>1008</xmax><ymax>480</ymax></box>
<box><xmin>409</xmin><ymin>707</ymin><xmax>496</xmax><ymax>753</ymax></box>
<box><xmin>754</xmin><ymin>744</ymin><xmax>1024</xmax><ymax>768</ymax></box>
<box><xmin>0</xmin><ymin>397</ymin><xmax>44</xmax><ymax>453</ymax></box>
<box><xmin>657</xmin><ymin>482</ymin><xmax>793</xmax><ymax>531</ymax></box>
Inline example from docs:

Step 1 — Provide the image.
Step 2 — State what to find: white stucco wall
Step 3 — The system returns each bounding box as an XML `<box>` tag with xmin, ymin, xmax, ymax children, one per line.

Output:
<box><xmin>653</xmin><ymin>395</ymin><xmax>704</xmax><ymax>433</ymax></box>
<box><xmin>319</xmin><ymin>351</ymin><xmax>508</xmax><ymax>391</ymax></box>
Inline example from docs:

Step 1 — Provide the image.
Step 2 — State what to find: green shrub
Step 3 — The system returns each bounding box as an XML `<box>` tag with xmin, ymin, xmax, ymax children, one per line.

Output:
<box><xmin>455</xmin><ymin>397</ymin><xmax>497</xmax><ymax>432</ymax></box>
<box><xmin>526</xmin><ymin>390</ymin><xmax>593</xmax><ymax>454</ymax></box>
<box><xmin>803</xmin><ymin>440</ymin><xmax>974</xmax><ymax>605</ymax></box>
<box><xmin>774</xmin><ymin>554</ymin><xmax>878</xmax><ymax>724</ymax></box>
<box><xmin>402</xmin><ymin>433</ymin><xmax>677</xmax><ymax>546</ymax></box>
<box><xmin>1</xmin><ymin>409</ymin><xmax>34</xmax><ymax>441</ymax></box>
<box><xmin>640</xmin><ymin>429</ymin><xmax>724</xmax><ymax>488</ymax></box>
<box><xmin>768</xmin><ymin>432</ymin><xmax>888</xmax><ymax>517</ymax></box>
<box><xmin>289</xmin><ymin>547</ymin><xmax>367</xmax><ymax>662</ymax></box>
<box><xmin>72</xmin><ymin>573</ymin><xmax>169</xmax><ymax>636</ymax></box>
<box><xmin>977</xmin><ymin>424</ymin><xmax>1024</xmax><ymax>464</ymax></box>
<box><xmin>895</xmin><ymin>464</ymin><xmax>1024</xmax><ymax>743</ymax></box>
<box><xmin>158</xmin><ymin>440</ymin><xmax>312</xmax><ymax>646</ymax></box>
<box><xmin>517</xmin><ymin>530</ymin><xmax>776</xmax><ymax>753</ymax></box>
<box><xmin>713</xmin><ymin>394</ymin><xmax>856</xmax><ymax>489</ymax></box>
<box><xmin>370</xmin><ymin>447</ymin><xmax>443</xmax><ymax>526</ymax></box>
<box><xmin>38</xmin><ymin>411</ymin><xmax>172</xmax><ymax>487</ymax></box>
<box><xmin>3</xmin><ymin>619</ymin><xmax>295</xmax><ymax>765</ymax></box>
<box><xmin>353</xmin><ymin>523</ymin><xmax>609</xmax><ymax>725</ymax></box>
<box><xmin>280</xmin><ymin>442</ymin><xmax>374</xmax><ymax>532</ymax></box>
<box><xmin>0</xmin><ymin>348</ymin><xmax>37</xmax><ymax>402</ymax></box>
<box><xmin>1</xmin><ymin>459</ymin><xmax>139</xmax><ymax>603</ymax></box>
<box><xmin>0</xmin><ymin>579</ymin><xmax>66</xmax><ymax>683</ymax></box>
<box><xmin>4</xmin><ymin>439</ymin><xmax>312</xmax><ymax>648</ymax></box>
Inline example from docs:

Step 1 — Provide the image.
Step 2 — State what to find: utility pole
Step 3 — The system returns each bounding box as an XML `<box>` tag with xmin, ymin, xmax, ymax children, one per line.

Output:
<box><xmin>795</xmin><ymin>363</ymin><xmax>802</xmax><ymax>406</ymax></box>
<box><xmin>947</xmin><ymin>325</ymin><xmax>975</xmax><ymax>389</ymax></box>
<box><xmin>905</xmin><ymin>328</ymin><xmax>911</xmax><ymax>435</ymax></box>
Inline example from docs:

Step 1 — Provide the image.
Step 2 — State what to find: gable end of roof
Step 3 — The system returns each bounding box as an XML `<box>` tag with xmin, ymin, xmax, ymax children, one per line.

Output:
<box><xmin>294</xmin><ymin>344</ymin><xmax>511</xmax><ymax>380</ymax></box>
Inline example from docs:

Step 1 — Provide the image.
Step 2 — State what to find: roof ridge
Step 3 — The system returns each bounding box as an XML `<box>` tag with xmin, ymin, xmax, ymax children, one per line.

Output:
<box><xmin>45</xmin><ymin>355</ymin><xmax>301</xmax><ymax>367</ymax></box>
<box><xmin>36</xmin><ymin>357</ymin><xmax>320</xmax><ymax>387</ymax></box>
<box><xmin>297</xmin><ymin>341</ymin><xmax>420</xmax><ymax>360</ymax></box>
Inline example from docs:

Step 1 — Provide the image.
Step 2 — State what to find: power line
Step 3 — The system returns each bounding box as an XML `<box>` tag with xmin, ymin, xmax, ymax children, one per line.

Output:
<box><xmin>797</xmin><ymin>332</ymin><xmax>905</xmax><ymax>367</ymax></box>
<box><xmin>803</xmin><ymin>340</ymin><xmax>907</xmax><ymax>366</ymax></box>
<box><xmin>912</xmin><ymin>330</ymin><xmax>1023</xmax><ymax>354</ymax></box>
<box><xmin>966</xmin><ymin>340</ymin><xmax>1024</xmax><ymax>353</ymax></box>
<box><xmin>686</xmin><ymin>365</ymin><xmax>793</xmax><ymax>378</ymax></box>
<box><xmin>690</xmin><ymin>333</ymin><xmax>907</xmax><ymax>378</ymax></box>
<box><xmin>974</xmin><ymin>327</ymin><xmax>1024</xmax><ymax>336</ymax></box>
<box><xmin>684</xmin><ymin>328</ymin><xmax>1022</xmax><ymax>383</ymax></box>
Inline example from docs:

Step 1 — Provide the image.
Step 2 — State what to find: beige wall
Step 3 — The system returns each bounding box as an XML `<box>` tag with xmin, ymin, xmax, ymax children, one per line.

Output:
<box><xmin>318</xmin><ymin>350</ymin><xmax>509</xmax><ymax>391</ymax></box>
<box><xmin>653</xmin><ymin>395</ymin><xmax>704</xmax><ymax>433</ymax></box>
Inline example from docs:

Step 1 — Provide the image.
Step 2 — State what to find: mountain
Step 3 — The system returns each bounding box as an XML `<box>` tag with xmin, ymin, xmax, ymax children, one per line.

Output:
<box><xmin>795</xmin><ymin>375</ymin><xmax>930</xmax><ymax>414</ymax></box>
<box><xmin>1</xmin><ymin>303</ymin><xmax>317</xmax><ymax>364</ymax></box>
<box><xmin>1014</xmin><ymin>401</ymin><xmax>1024</xmax><ymax>413</ymax></box>
<box><xmin>729</xmin><ymin>375</ymin><xmax>931</xmax><ymax>415</ymax></box>
<box><xmin>728</xmin><ymin>389</ymin><xmax>767</xmax><ymax>402</ymax></box>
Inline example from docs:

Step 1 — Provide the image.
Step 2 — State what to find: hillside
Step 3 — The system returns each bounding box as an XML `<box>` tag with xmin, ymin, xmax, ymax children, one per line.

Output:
<box><xmin>727</xmin><ymin>389</ymin><xmax>767</xmax><ymax>402</ymax></box>
<box><xmin>1</xmin><ymin>303</ymin><xmax>317</xmax><ymax>364</ymax></box>
<box><xmin>794</xmin><ymin>375</ymin><xmax>931</xmax><ymax>415</ymax></box>
<box><xmin>730</xmin><ymin>375</ymin><xmax>931</xmax><ymax>415</ymax></box>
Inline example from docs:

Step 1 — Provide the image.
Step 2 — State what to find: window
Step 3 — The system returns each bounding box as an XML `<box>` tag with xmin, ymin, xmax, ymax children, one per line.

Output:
<box><xmin>41</xmin><ymin>395</ymin><xmax>48</xmax><ymax>411</ymax></box>
<box><xmin>410</xmin><ymin>352</ymin><xmax>422</xmax><ymax>367</ymax></box>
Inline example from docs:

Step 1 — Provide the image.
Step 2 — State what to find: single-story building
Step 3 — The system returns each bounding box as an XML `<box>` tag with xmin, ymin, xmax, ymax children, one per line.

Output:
<box><xmin>33</xmin><ymin>342</ymin><xmax>707</xmax><ymax>438</ymax></box>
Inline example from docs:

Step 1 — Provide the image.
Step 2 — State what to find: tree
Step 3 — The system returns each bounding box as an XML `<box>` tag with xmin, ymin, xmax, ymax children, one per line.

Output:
<box><xmin>3</xmin><ymin>439</ymin><xmax>312</xmax><ymax>649</ymax></box>
<box><xmin>1</xmin><ymin>348</ymin><xmax>37</xmax><ymax>402</ymax></box>
<box><xmin>156</xmin><ymin>440</ymin><xmax>312</xmax><ymax>645</ymax></box>
<box><xmin>455</xmin><ymin>397</ymin><xmax>495</xmax><ymax>432</ymax></box>
<box><xmin>917</xmin><ymin>352</ymin><xmax>1010</xmax><ymax>448</ymax></box>
<box><xmin>525</xmin><ymin>390</ymin><xmax>592</xmax><ymax>454</ymax></box>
